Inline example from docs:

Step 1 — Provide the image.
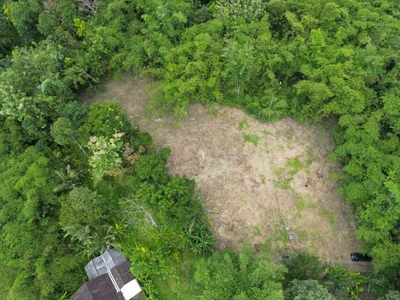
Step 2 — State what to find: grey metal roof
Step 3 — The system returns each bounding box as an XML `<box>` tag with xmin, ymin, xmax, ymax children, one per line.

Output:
<box><xmin>85</xmin><ymin>249</ymin><xmax>127</xmax><ymax>280</ymax></box>
<box><xmin>72</xmin><ymin>261</ymin><xmax>139</xmax><ymax>300</ymax></box>
<box><xmin>72</xmin><ymin>249</ymin><xmax>148</xmax><ymax>300</ymax></box>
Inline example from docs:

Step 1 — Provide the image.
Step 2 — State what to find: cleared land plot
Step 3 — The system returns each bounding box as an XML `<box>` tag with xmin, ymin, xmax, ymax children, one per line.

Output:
<box><xmin>81</xmin><ymin>76</ymin><xmax>362</xmax><ymax>262</ymax></box>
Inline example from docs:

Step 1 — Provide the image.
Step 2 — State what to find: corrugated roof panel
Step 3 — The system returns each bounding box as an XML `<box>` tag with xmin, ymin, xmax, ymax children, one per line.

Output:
<box><xmin>102</xmin><ymin>250</ymin><xmax>116</xmax><ymax>270</ymax></box>
<box><xmin>93</xmin><ymin>255</ymin><xmax>108</xmax><ymax>275</ymax></box>
<box><xmin>85</xmin><ymin>249</ymin><xmax>128</xmax><ymax>280</ymax></box>
<box><xmin>85</xmin><ymin>260</ymin><xmax>100</xmax><ymax>281</ymax></box>
<box><xmin>108</xmin><ymin>249</ymin><xmax>127</xmax><ymax>266</ymax></box>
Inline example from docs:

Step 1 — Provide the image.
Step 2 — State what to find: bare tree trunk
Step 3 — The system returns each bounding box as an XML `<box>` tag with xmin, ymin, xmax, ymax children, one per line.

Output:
<box><xmin>78</xmin><ymin>0</ymin><xmax>98</xmax><ymax>15</ymax></box>
<box><xmin>130</xmin><ymin>200</ymin><xmax>158</xmax><ymax>228</ymax></box>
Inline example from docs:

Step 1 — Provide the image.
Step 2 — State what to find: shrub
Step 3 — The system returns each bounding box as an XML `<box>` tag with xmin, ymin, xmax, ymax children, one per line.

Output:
<box><xmin>81</xmin><ymin>101</ymin><xmax>131</xmax><ymax>138</ymax></box>
<box><xmin>283</xmin><ymin>252</ymin><xmax>326</xmax><ymax>285</ymax></box>
<box><xmin>287</xmin><ymin>279</ymin><xmax>334</xmax><ymax>300</ymax></box>
<box><xmin>87</xmin><ymin>133</ymin><xmax>125</xmax><ymax>185</ymax></box>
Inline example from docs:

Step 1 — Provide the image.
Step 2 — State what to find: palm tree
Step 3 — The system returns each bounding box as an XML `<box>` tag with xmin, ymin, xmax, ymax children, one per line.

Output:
<box><xmin>53</xmin><ymin>164</ymin><xmax>80</xmax><ymax>193</ymax></box>
<box><xmin>63</xmin><ymin>223</ymin><xmax>125</xmax><ymax>258</ymax></box>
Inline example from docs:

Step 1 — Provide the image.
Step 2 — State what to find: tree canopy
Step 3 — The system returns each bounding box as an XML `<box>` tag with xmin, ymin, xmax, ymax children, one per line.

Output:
<box><xmin>1</xmin><ymin>0</ymin><xmax>400</xmax><ymax>298</ymax></box>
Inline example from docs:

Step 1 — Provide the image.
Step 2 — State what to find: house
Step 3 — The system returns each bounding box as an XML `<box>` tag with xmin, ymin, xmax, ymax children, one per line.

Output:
<box><xmin>72</xmin><ymin>249</ymin><xmax>147</xmax><ymax>300</ymax></box>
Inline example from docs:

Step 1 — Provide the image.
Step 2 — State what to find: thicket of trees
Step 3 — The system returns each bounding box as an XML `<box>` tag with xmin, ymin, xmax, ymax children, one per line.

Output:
<box><xmin>1</xmin><ymin>0</ymin><xmax>400</xmax><ymax>299</ymax></box>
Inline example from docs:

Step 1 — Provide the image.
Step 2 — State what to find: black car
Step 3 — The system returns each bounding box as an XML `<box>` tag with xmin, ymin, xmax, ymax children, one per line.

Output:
<box><xmin>351</xmin><ymin>253</ymin><xmax>372</xmax><ymax>261</ymax></box>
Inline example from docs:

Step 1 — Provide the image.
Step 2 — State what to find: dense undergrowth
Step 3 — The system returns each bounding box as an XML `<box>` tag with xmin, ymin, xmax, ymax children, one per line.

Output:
<box><xmin>1</xmin><ymin>0</ymin><xmax>400</xmax><ymax>299</ymax></box>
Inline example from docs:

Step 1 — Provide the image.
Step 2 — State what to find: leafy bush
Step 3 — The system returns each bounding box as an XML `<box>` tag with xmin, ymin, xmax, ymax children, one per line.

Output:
<box><xmin>287</xmin><ymin>279</ymin><xmax>334</xmax><ymax>300</ymax></box>
<box><xmin>283</xmin><ymin>252</ymin><xmax>326</xmax><ymax>285</ymax></box>
<box><xmin>87</xmin><ymin>133</ymin><xmax>125</xmax><ymax>185</ymax></box>
<box><xmin>81</xmin><ymin>101</ymin><xmax>131</xmax><ymax>137</ymax></box>
<box><xmin>380</xmin><ymin>291</ymin><xmax>400</xmax><ymax>300</ymax></box>
<box><xmin>179</xmin><ymin>221</ymin><xmax>215</xmax><ymax>256</ymax></box>
<box><xmin>59</xmin><ymin>187</ymin><xmax>102</xmax><ymax>228</ymax></box>
<box><xmin>135</xmin><ymin>147</ymin><xmax>171</xmax><ymax>184</ymax></box>
<box><xmin>51</xmin><ymin>117</ymin><xmax>75</xmax><ymax>146</ymax></box>
<box><xmin>172</xmin><ymin>247</ymin><xmax>286</xmax><ymax>299</ymax></box>
<box><xmin>56</xmin><ymin>102</ymin><xmax>89</xmax><ymax>130</ymax></box>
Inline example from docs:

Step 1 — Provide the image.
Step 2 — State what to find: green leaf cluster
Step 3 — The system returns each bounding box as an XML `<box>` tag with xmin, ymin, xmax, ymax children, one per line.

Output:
<box><xmin>173</xmin><ymin>247</ymin><xmax>286</xmax><ymax>300</ymax></box>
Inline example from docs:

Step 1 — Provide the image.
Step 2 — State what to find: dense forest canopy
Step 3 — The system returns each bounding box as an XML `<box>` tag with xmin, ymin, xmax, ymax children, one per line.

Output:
<box><xmin>1</xmin><ymin>0</ymin><xmax>400</xmax><ymax>299</ymax></box>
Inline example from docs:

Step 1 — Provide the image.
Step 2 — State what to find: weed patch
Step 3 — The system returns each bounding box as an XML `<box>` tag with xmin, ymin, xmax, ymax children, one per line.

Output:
<box><xmin>244</xmin><ymin>134</ymin><xmax>259</xmax><ymax>146</ymax></box>
<box><xmin>306</xmin><ymin>155</ymin><xmax>315</xmax><ymax>166</ymax></box>
<box><xmin>254</xmin><ymin>226</ymin><xmax>262</xmax><ymax>237</ymax></box>
<box><xmin>297</xmin><ymin>230</ymin><xmax>308</xmax><ymax>242</ymax></box>
<box><xmin>287</xmin><ymin>157</ymin><xmax>303</xmax><ymax>175</ymax></box>
<box><xmin>262</xmin><ymin>130</ymin><xmax>273</xmax><ymax>136</ymax></box>
<box><xmin>296</xmin><ymin>196</ymin><xmax>317</xmax><ymax>212</ymax></box>
<box><xmin>238</xmin><ymin>119</ymin><xmax>250</xmax><ymax>130</ymax></box>
<box><xmin>320</xmin><ymin>208</ymin><xmax>335</xmax><ymax>226</ymax></box>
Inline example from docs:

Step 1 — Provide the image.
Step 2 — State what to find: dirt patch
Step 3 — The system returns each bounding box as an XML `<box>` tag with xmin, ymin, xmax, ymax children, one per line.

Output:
<box><xmin>80</xmin><ymin>76</ymin><xmax>361</xmax><ymax>261</ymax></box>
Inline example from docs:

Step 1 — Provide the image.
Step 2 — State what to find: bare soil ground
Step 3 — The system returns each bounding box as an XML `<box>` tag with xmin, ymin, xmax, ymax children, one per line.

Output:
<box><xmin>81</xmin><ymin>76</ymin><xmax>363</xmax><ymax>263</ymax></box>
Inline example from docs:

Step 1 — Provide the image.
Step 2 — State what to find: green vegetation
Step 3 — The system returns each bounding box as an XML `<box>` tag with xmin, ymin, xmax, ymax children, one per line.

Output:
<box><xmin>172</xmin><ymin>246</ymin><xmax>286</xmax><ymax>299</ymax></box>
<box><xmin>276</xmin><ymin>178</ymin><xmax>292</xmax><ymax>190</ymax></box>
<box><xmin>259</xmin><ymin>174</ymin><xmax>266</xmax><ymax>185</ymax></box>
<box><xmin>283</xmin><ymin>252</ymin><xmax>367</xmax><ymax>299</ymax></box>
<box><xmin>320</xmin><ymin>208</ymin><xmax>336</xmax><ymax>227</ymax></box>
<box><xmin>254</xmin><ymin>225</ymin><xmax>262</xmax><ymax>237</ymax></box>
<box><xmin>0</xmin><ymin>97</ymin><xmax>216</xmax><ymax>299</ymax></box>
<box><xmin>243</xmin><ymin>133</ymin><xmax>259</xmax><ymax>146</ymax></box>
<box><xmin>287</xmin><ymin>279</ymin><xmax>334</xmax><ymax>300</ymax></box>
<box><xmin>273</xmin><ymin>157</ymin><xmax>310</xmax><ymax>190</ymax></box>
<box><xmin>296</xmin><ymin>196</ymin><xmax>317</xmax><ymax>212</ymax></box>
<box><xmin>305</xmin><ymin>156</ymin><xmax>315</xmax><ymax>167</ymax></box>
<box><xmin>1</xmin><ymin>0</ymin><xmax>400</xmax><ymax>298</ymax></box>
<box><xmin>287</xmin><ymin>158</ymin><xmax>303</xmax><ymax>176</ymax></box>
<box><xmin>238</xmin><ymin>119</ymin><xmax>250</xmax><ymax>130</ymax></box>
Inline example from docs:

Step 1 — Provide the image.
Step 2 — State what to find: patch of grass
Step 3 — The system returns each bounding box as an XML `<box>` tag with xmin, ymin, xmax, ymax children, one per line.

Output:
<box><xmin>297</xmin><ymin>230</ymin><xmax>308</xmax><ymax>242</ymax></box>
<box><xmin>304</xmin><ymin>196</ymin><xmax>318</xmax><ymax>209</ymax></box>
<box><xmin>278</xmin><ymin>144</ymin><xmax>285</xmax><ymax>150</ymax></box>
<box><xmin>275</xmin><ymin>178</ymin><xmax>292</xmax><ymax>190</ymax></box>
<box><xmin>172</xmin><ymin>119</ymin><xmax>183</xmax><ymax>129</ymax></box>
<box><xmin>295</xmin><ymin>211</ymin><xmax>303</xmax><ymax>220</ymax></box>
<box><xmin>286</xmin><ymin>139</ymin><xmax>294</xmax><ymax>148</ymax></box>
<box><xmin>284</xmin><ymin>127</ymin><xmax>295</xmax><ymax>139</ymax></box>
<box><xmin>206</xmin><ymin>103</ymin><xmax>219</xmax><ymax>116</ymax></box>
<box><xmin>244</xmin><ymin>134</ymin><xmax>259</xmax><ymax>146</ymax></box>
<box><xmin>268</xmin><ymin>221</ymin><xmax>290</xmax><ymax>246</ymax></box>
<box><xmin>243</xmin><ymin>162</ymin><xmax>251</xmax><ymax>170</ymax></box>
<box><xmin>278</xmin><ymin>228</ymin><xmax>290</xmax><ymax>245</ymax></box>
<box><xmin>219</xmin><ymin>140</ymin><xmax>229</xmax><ymax>150</ymax></box>
<box><xmin>152</xmin><ymin>252</ymin><xmax>197</xmax><ymax>299</ymax></box>
<box><xmin>273</xmin><ymin>167</ymin><xmax>292</xmax><ymax>189</ymax></box>
<box><xmin>254</xmin><ymin>225</ymin><xmax>262</xmax><ymax>237</ymax></box>
<box><xmin>238</xmin><ymin>119</ymin><xmax>250</xmax><ymax>130</ymax></box>
<box><xmin>273</xmin><ymin>167</ymin><xmax>285</xmax><ymax>177</ymax></box>
<box><xmin>291</xmin><ymin>190</ymin><xmax>302</xmax><ymax>201</ymax></box>
<box><xmin>262</xmin><ymin>130</ymin><xmax>273</xmax><ymax>136</ymax></box>
<box><xmin>153</xmin><ymin>276</ymin><xmax>177</xmax><ymax>300</ymax></box>
<box><xmin>259</xmin><ymin>174</ymin><xmax>266</xmax><ymax>184</ymax></box>
<box><xmin>306</xmin><ymin>155</ymin><xmax>315</xmax><ymax>166</ymax></box>
<box><xmin>296</xmin><ymin>200</ymin><xmax>306</xmax><ymax>212</ymax></box>
<box><xmin>296</xmin><ymin>195</ymin><xmax>317</xmax><ymax>212</ymax></box>
<box><xmin>287</xmin><ymin>157</ymin><xmax>303</xmax><ymax>175</ymax></box>
<box><xmin>320</xmin><ymin>208</ymin><xmax>335</xmax><ymax>226</ymax></box>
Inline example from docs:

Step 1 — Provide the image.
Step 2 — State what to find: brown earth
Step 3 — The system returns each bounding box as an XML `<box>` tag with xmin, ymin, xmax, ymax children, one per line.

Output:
<box><xmin>81</xmin><ymin>76</ymin><xmax>363</xmax><ymax>263</ymax></box>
